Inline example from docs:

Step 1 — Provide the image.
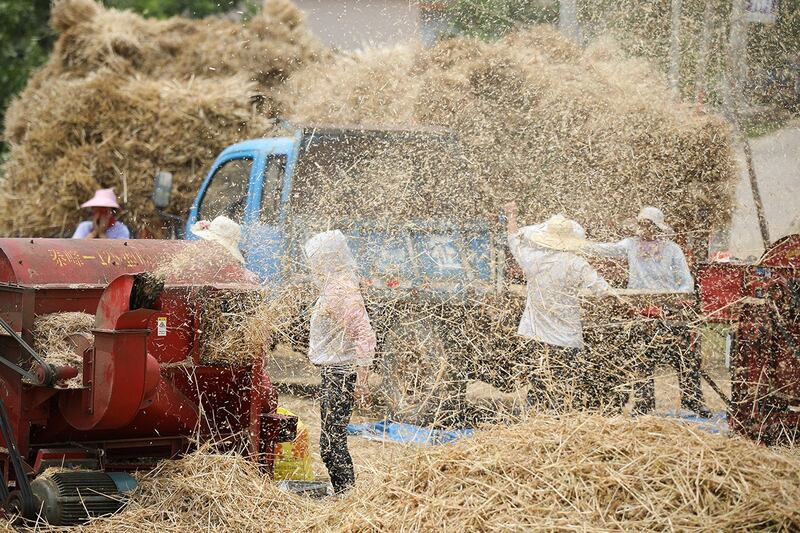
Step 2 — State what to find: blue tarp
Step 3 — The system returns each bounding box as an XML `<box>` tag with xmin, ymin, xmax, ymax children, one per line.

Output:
<box><xmin>346</xmin><ymin>412</ymin><xmax>727</xmax><ymax>446</ymax></box>
<box><xmin>660</xmin><ymin>410</ymin><xmax>729</xmax><ymax>434</ymax></box>
<box><xmin>346</xmin><ymin>420</ymin><xmax>473</xmax><ymax>445</ymax></box>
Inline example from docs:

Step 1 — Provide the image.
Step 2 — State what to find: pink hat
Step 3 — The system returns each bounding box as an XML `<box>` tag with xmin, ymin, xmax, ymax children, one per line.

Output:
<box><xmin>81</xmin><ymin>188</ymin><xmax>120</xmax><ymax>209</ymax></box>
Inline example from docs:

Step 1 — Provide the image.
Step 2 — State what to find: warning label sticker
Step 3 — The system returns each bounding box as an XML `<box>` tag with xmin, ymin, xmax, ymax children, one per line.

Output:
<box><xmin>157</xmin><ymin>317</ymin><xmax>167</xmax><ymax>337</ymax></box>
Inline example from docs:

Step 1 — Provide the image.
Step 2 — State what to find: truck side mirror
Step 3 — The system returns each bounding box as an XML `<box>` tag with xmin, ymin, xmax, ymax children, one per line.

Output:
<box><xmin>153</xmin><ymin>171</ymin><xmax>173</xmax><ymax>209</ymax></box>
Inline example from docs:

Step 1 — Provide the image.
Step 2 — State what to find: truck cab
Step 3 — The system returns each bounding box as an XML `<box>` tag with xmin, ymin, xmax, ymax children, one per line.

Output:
<box><xmin>183</xmin><ymin>126</ymin><xmax>503</xmax><ymax>294</ymax></box>
<box><xmin>185</xmin><ymin>134</ymin><xmax>298</xmax><ymax>283</ymax></box>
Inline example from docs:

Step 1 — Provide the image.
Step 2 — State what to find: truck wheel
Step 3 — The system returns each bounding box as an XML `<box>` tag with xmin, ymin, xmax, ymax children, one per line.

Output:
<box><xmin>377</xmin><ymin>317</ymin><xmax>466</xmax><ymax>427</ymax></box>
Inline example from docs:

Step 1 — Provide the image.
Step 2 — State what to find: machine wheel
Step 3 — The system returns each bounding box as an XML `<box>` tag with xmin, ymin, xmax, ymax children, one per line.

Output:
<box><xmin>4</xmin><ymin>489</ymin><xmax>35</xmax><ymax>523</ymax></box>
<box><xmin>377</xmin><ymin>316</ymin><xmax>466</xmax><ymax>427</ymax></box>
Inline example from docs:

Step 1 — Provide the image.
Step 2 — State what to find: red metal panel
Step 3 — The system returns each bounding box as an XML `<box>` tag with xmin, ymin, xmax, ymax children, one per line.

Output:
<box><xmin>58</xmin><ymin>329</ymin><xmax>157</xmax><ymax>431</ymax></box>
<box><xmin>696</xmin><ymin>262</ymin><xmax>745</xmax><ymax>321</ymax></box>
<box><xmin>760</xmin><ymin>234</ymin><xmax>800</xmax><ymax>268</ymax></box>
<box><xmin>32</xmin><ymin>288</ymin><xmax>104</xmax><ymax>315</ymax></box>
<box><xmin>0</xmin><ymin>238</ymin><xmax>255</xmax><ymax>287</ymax></box>
<box><xmin>727</xmin><ymin>234</ymin><xmax>800</xmax><ymax>445</ymax></box>
<box><xmin>145</xmin><ymin>288</ymin><xmax>196</xmax><ymax>365</ymax></box>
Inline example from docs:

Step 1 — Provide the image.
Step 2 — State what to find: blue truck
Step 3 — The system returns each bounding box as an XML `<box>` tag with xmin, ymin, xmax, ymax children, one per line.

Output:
<box><xmin>155</xmin><ymin>125</ymin><xmax>525</xmax><ymax>424</ymax></box>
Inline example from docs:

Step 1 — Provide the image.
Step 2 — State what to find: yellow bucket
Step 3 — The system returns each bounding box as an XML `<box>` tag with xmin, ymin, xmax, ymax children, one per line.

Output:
<box><xmin>273</xmin><ymin>407</ymin><xmax>314</xmax><ymax>481</ymax></box>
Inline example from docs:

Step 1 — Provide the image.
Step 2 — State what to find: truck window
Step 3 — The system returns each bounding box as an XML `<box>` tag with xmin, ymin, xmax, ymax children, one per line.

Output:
<box><xmin>259</xmin><ymin>155</ymin><xmax>287</xmax><ymax>226</ymax></box>
<box><xmin>197</xmin><ymin>157</ymin><xmax>252</xmax><ymax>223</ymax></box>
<box><xmin>292</xmin><ymin>132</ymin><xmax>473</xmax><ymax>221</ymax></box>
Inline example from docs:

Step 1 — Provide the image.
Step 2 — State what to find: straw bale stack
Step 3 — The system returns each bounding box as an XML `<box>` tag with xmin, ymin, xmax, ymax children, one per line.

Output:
<box><xmin>44</xmin><ymin>0</ymin><xmax>320</xmax><ymax>82</ymax></box>
<box><xmin>0</xmin><ymin>0</ymin><xmax>322</xmax><ymax>237</ymax></box>
<box><xmin>281</xmin><ymin>27</ymin><xmax>737</xmax><ymax>257</ymax></box>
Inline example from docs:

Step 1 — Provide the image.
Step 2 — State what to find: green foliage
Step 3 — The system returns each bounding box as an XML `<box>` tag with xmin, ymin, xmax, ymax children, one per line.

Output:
<box><xmin>747</xmin><ymin>0</ymin><xmax>800</xmax><ymax>110</ymax></box>
<box><xmin>446</xmin><ymin>0</ymin><xmax>558</xmax><ymax>40</ymax></box>
<box><xmin>0</xmin><ymin>0</ymin><xmax>54</xmax><ymax>143</ymax></box>
<box><xmin>102</xmin><ymin>0</ymin><xmax>259</xmax><ymax>19</ymax></box>
<box><xmin>0</xmin><ymin>0</ymin><xmax>259</xmax><ymax>154</ymax></box>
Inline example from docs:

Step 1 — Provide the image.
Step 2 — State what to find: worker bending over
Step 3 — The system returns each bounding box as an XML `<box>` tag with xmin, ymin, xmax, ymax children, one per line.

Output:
<box><xmin>584</xmin><ymin>206</ymin><xmax>710</xmax><ymax>417</ymax></box>
<box><xmin>504</xmin><ymin>202</ymin><xmax>611</xmax><ymax>413</ymax></box>
<box><xmin>72</xmin><ymin>188</ymin><xmax>130</xmax><ymax>239</ymax></box>
<box><xmin>304</xmin><ymin>230</ymin><xmax>375</xmax><ymax>494</ymax></box>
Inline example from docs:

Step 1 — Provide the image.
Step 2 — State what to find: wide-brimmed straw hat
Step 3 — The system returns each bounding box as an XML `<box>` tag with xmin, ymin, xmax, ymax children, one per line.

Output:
<box><xmin>80</xmin><ymin>188</ymin><xmax>120</xmax><ymax>209</ymax></box>
<box><xmin>527</xmin><ymin>214</ymin><xmax>587</xmax><ymax>251</ymax></box>
<box><xmin>191</xmin><ymin>216</ymin><xmax>245</xmax><ymax>263</ymax></box>
<box><xmin>637</xmin><ymin>206</ymin><xmax>673</xmax><ymax>233</ymax></box>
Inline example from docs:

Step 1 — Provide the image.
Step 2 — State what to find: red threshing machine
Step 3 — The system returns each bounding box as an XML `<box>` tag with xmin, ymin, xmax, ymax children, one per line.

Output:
<box><xmin>0</xmin><ymin>239</ymin><xmax>294</xmax><ymax>525</ymax></box>
<box><xmin>698</xmin><ymin>234</ymin><xmax>800</xmax><ymax>445</ymax></box>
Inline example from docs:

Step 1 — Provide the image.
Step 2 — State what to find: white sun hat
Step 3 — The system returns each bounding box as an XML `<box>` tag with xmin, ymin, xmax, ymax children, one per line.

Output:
<box><xmin>190</xmin><ymin>215</ymin><xmax>245</xmax><ymax>263</ymax></box>
<box><xmin>303</xmin><ymin>230</ymin><xmax>356</xmax><ymax>274</ymax></box>
<box><xmin>637</xmin><ymin>206</ymin><xmax>673</xmax><ymax>233</ymax></box>
<box><xmin>527</xmin><ymin>214</ymin><xmax>588</xmax><ymax>251</ymax></box>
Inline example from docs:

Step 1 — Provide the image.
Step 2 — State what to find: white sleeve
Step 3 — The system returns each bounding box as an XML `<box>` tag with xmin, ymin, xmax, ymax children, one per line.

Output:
<box><xmin>584</xmin><ymin>238</ymin><xmax>630</xmax><ymax>260</ymax></box>
<box><xmin>670</xmin><ymin>244</ymin><xmax>695</xmax><ymax>293</ymax></box>
<box><xmin>576</xmin><ymin>257</ymin><xmax>612</xmax><ymax>295</ymax></box>
<box><xmin>508</xmin><ymin>230</ymin><xmax>525</xmax><ymax>266</ymax></box>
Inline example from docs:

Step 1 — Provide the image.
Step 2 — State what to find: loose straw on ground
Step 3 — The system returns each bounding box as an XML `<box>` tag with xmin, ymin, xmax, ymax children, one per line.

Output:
<box><xmin>23</xmin><ymin>414</ymin><xmax>800</xmax><ymax>532</ymax></box>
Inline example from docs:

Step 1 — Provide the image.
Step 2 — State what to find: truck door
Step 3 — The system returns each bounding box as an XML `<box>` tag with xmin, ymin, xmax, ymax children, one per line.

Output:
<box><xmin>191</xmin><ymin>155</ymin><xmax>254</xmax><ymax>227</ymax></box>
<box><xmin>243</xmin><ymin>154</ymin><xmax>289</xmax><ymax>282</ymax></box>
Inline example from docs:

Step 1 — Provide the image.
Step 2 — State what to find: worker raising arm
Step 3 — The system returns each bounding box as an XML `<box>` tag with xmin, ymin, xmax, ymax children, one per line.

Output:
<box><xmin>71</xmin><ymin>188</ymin><xmax>130</xmax><ymax>240</ymax></box>
<box><xmin>304</xmin><ymin>230</ymin><xmax>376</xmax><ymax>495</ymax></box>
<box><xmin>504</xmin><ymin>202</ymin><xmax>611</xmax><ymax>413</ymax></box>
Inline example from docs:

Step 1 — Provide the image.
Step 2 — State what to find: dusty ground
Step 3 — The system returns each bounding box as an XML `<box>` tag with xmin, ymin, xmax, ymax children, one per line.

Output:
<box><xmin>729</xmin><ymin>120</ymin><xmax>800</xmax><ymax>259</ymax></box>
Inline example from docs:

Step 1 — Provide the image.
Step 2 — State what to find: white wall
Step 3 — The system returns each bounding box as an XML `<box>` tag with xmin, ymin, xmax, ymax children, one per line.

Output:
<box><xmin>293</xmin><ymin>0</ymin><xmax>421</xmax><ymax>49</ymax></box>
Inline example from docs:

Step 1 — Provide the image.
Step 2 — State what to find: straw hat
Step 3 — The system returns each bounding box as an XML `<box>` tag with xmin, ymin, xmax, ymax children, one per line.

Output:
<box><xmin>190</xmin><ymin>216</ymin><xmax>245</xmax><ymax>263</ymax></box>
<box><xmin>527</xmin><ymin>214</ymin><xmax>587</xmax><ymax>251</ymax></box>
<box><xmin>637</xmin><ymin>206</ymin><xmax>673</xmax><ymax>233</ymax></box>
<box><xmin>80</xmin><ymin>188</ymin><xmax>120</xmax><ymax>209</ymax></box>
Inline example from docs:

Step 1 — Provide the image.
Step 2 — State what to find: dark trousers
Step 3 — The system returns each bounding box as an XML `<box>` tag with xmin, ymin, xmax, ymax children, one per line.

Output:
<box><xmin>632</xmin><ymin>323</ymin><xmax>706</xmax><ymax>415</ymax></box>
<box><xmin>319</xmin><ymin>366</ymin><xmax>356</xmax><ymax>494</ymax></box>
<box><xmin>527</xmin><ymin>341</ymin><xmax>582</xmax><ymax>413</ymax></box>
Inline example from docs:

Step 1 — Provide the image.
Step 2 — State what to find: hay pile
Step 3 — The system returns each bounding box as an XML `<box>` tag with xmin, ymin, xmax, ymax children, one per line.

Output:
<box><xmin>53</xmin><ymin>447</ymin><xmax>312</xmax><ymax>532</ymax></box>
<box><xmin>32</xmin><ymin>312</ymin><xmax>94</xmax><ymax>387</ymax></box>
<box><xmin>280</xmin><ymin>27</ymin><xmax>736</xmax><ymax>256</ymax></box>
<box><xmin>0</xmin><ymin>0</ymin><xmax>322</xmax><ymax>237</ymax></box>
<box><xmin>1</xmin><ymin>2</ymin><xmax>736</xmax><ymax>246</ymax></box>
<box><xmin>32</xmin><ymin>312</ymin><xmax>94</xmax><ymax>366</ymax></box>
<box><xmin>310</xmin><ymin>415</ymin><xmax>800</xmax><ymax>531</ymax></box>
<box><xmin>196</xmin><ymin>288</ymin><xmax>273</xmax><ymax>365</ymax></box>
<box><xmin>30</xmin><ymin>415</ymin><xmax>800</xmax><ymax>532</ymax></box>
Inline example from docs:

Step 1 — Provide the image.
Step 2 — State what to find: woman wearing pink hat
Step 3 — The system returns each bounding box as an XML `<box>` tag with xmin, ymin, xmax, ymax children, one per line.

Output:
<box><xmin>71</xmin><ymin>188</ymin><xmax>130</xmax><ymax>239</ymax></box>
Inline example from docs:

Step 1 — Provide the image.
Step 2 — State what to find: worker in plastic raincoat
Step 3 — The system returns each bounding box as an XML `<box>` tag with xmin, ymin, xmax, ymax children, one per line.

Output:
<box><xmin>504</xmin><ymin>202</ymin><xmax>611</xmax><ymax>413</ymax></box>
<box><xmin>584</xmin><ymin>206</ymin><xmax>710</xmax><ymax>417</ymax></box>
<box><xmin>304</xmin><ymin>230</ymin><xmax>376</xmax><ymax>494</ymax></box>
